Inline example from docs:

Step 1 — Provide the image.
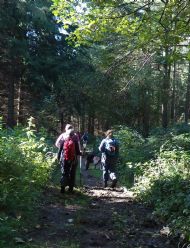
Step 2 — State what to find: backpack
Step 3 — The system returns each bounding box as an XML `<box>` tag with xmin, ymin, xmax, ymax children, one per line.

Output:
<box><xmin>82</xmin><ymin>133</ymin><xmax>88</xmax><ymax>142</ymax></box>
<box><xmin>64</xmin><ymin>138</ymin><xmax>75</xmax><ymax>161</ymax></box>
<box><xmin>105</xmin><ymin>139</ymin><xmax>117</xmax><ymax>157</ymax></box>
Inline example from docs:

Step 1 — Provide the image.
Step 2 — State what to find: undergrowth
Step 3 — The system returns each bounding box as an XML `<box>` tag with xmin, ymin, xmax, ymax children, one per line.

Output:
<box><xmin>0</xmin><ymin>117</ymin><xmax>56</xmax><ymax>246</ymax></box>
<box><xmin>115</xmin><ymin>124</ymin><xmax>190</xmax><ymax>240</ymax></box>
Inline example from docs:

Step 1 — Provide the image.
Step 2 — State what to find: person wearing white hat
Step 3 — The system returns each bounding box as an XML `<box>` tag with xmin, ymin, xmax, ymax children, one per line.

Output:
<box><xmin>55</xmin><ymin>124</ymin><xmax>81</xmax><ymax>193</ymax></box>
<box><xmin>55</xmin><ymin>124</ymin><xmax>73</xmax><ymax>148</ymax></box>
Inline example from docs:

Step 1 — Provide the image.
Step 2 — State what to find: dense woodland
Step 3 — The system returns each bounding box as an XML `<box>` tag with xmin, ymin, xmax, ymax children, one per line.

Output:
<box><xmin>0</xmin><ymin>0</ymin><xmax>190</xmax><ymax>136</ymax></box>
<box><xmin>1</xmin><ymin>0</ymin><xmax>190</xmax><ymax>247</ymax></box>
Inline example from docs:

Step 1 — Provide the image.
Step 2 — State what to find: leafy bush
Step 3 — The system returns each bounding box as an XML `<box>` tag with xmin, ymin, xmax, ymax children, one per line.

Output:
<box><xmin>132</xmin><ymin>128</ymin><xmax>190</xmax><ymax>239</ymax></box>
<box><xmin>0</xmin><ymin>118</ymin><xmax>55</xmax><ymax>242</ymax></box>
<box><xmin>113</xmin><ymin>124</ymin><xmax>190</xmax><ymax>239</ymax></box>
<box><xmin>114</xmin><ymin>126</ymin><xmax>147</xmax><ymax>187</ymax></box>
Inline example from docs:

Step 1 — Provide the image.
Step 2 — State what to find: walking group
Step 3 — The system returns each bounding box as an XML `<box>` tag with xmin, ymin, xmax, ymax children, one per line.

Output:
<box><xmin>55</xmin><ymin>124</ymin><xmax>119</xmax><ymax>193</ymax></box>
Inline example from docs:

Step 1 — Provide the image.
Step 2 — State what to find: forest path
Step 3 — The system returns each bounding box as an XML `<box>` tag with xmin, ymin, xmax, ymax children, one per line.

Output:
<box><xmin>26</xmin><ymin>157</ymin><xmax>177</xmax><ymax>248</ymax></box>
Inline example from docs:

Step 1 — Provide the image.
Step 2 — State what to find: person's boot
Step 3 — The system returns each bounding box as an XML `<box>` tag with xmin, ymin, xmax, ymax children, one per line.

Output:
<box><xmin>104</xmin><ymin>181</ymin><xmax>108</xmax><ymax>188</ymax></box>
<box><xmin>111</xmin><ymin>179</ymin><xmax>117</xmax><ymax>188</ymax></box>
<box><xmin>60</xmin><ymin>186</ymin><xmax>65</xmax><ymax>193</ymax></box>
<box><xmin>85</xmin><ymin>162</ymin><xmax>89</xmax><ymax>170</ymax></box>
<box><xmin>68</xmin><ymin>186</ymin><xmax>74</xmax><ymax>193</ymax></box>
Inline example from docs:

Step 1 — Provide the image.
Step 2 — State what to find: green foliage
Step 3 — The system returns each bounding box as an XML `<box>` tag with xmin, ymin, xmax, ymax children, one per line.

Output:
<box><xmin>0</xmin><ymin>119</ymin><xmax>55</xmax><ymax>242</ymax></box>
<box><xmin>114</xmin><ymin>126</ymin><xmax>146</xmax><ymax>187</ymax></box>
<box><xmin>50</xmin><ymin>0</ymin><xmax>190</xmax><ymax>135</ymax></box>
<box><xmin>117</xmin><ymin>125</ymin><xmax>190</xmax><ymax>239</ymax></box>
<box><xmin>108</xmin><ymin>125</ymin><xmax>190</xmax><ymax>238</ymax></box>
<box><xmin>51</xmin><ymin>1</ymin><xmax>147</xmax><ymax>46</ymax></box>
<box><xmin>52</xmin><ymin>0</ymin><xmax>190</xmax><ymax>52</ymax></box>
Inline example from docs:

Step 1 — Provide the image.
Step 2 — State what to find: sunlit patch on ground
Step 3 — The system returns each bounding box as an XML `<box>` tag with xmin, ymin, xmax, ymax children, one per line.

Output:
<box><xmin>8</xmin><ymin>157</ymin><xmax>177</xmax><ymax>248</ymax></box>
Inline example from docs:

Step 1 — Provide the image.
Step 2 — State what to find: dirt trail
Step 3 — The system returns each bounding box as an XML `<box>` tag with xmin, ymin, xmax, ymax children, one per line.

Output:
<box><xmin>26</xmin><ymin>159</ymin><xmax>178</xmax><ymax>248</ymax></box>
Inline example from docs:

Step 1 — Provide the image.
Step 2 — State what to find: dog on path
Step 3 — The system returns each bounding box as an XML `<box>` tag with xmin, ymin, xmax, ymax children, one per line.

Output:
<box><xmin>85</xmin><ymin>153</ymin><xmax>101</xmax><ymax>170</ymax></box>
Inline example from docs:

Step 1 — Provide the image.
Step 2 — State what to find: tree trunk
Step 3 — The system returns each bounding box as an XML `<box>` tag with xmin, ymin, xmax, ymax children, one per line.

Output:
<box><xmin>88</xmin><ymin>111</ymin><xmax>95</xmax><ymax>135</ymax></box>
<box><xmin>81</xmin><ymin>114</ymin><xmax>85</xmax><ymax>133</ymax></box>
<box><xmin>142</xmin><ymin>90</ymin><xmax>150</xmax><ymax>137</ymax></box>
<box><xmin>162</xmin><ymin>46</ymin><xmax>171</xmax><ymax>128</ymax></box>
<box><xmin>91</xmin><ymin>115</ymin><xmax>95</xmax><ymax>135</ymax></box>
<box><xmin>104</xmin><ymin>120</ymin><xmax>109</xmax><ymax>130</ymax></box>
<box><xmin>59</xmin><ymin>110</ymin><xmax>64</xmax><ymax>131</ymax></box>
<box><xmin>171</xmin><ymin>62</ymin><xmax>176</xmax><ymax>124</ymax></box>
<box><xmin>185</xmin><ymin>62</ymin><xmax>190</xmax><ymax>124</ymax></box>
<box><xmin>16</xmin><ymin>79</ymin><xmax>22</xmax><ymax>125</ymax></box>
<box><xmin>77</xmin><ymin>116</ymin><xmax>80</xmax><ymax>131</ymax></box>
<box><xmin>7</xmin><ymin>74</ymin><xmax>15</xmax><ymax>128</ymax></box>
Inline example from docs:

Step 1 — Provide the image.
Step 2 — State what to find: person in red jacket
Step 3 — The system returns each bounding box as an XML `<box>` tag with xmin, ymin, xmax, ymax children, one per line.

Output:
<box><xmin>56</xmin><ymin>124</ymin><xmax>81</xmax><ymax>193</ymax></box>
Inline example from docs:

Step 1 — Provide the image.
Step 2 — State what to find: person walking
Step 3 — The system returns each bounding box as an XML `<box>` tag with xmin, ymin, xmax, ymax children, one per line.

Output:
<box><xmin>55</xmin><ymin>124</ymin><xmax>73</xmax><ymax>148</ymax></box>
<box><xmin>99</xmin><ymin>130</ymin><xmax>119</xmax><ymax>188</ymax></box>
<box><xmin>55</xmin><ymin>124</ymin><xmax>81</xmax><ymax>193</ymax></box>
<box><xmin>81</xmin><ymin>131</ymin><xmax>89</xmax><ymax>151</ymax></box>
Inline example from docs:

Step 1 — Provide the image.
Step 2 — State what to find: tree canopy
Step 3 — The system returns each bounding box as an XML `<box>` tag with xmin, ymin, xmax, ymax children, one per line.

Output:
<box><xmin>0</xmin><ymin>0</ymin><xmax>190</xmax><ymax>136</ymax></box>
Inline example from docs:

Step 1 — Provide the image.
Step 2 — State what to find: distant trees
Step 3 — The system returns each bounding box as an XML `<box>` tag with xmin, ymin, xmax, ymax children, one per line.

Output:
<box><xmin>51</xmin><ymin>0</ymin><xmax>190</xmax><ymax>135</ymax></box>
<box><xmin>0</xmin><ymin>0</ymin><xmax>102</xmax><ymax>133</ymax></box>
<box><xmin>1</xmin><ymin>0</ymin><xmax>190</xmax><ymax>136</ymax></box>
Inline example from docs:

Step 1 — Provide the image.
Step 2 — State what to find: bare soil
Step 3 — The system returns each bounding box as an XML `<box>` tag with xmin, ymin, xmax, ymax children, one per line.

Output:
<box><xmin>25</xmin><ymin>159</ymin><xmax>178</xmax><ymax>248</ymax></box>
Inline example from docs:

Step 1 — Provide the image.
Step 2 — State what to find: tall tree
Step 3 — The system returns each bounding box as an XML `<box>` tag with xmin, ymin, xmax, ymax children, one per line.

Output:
<box><xmin>185</xmin><ymin>62</ymin><xmax>190</xmax><ymax>124</ymax></box>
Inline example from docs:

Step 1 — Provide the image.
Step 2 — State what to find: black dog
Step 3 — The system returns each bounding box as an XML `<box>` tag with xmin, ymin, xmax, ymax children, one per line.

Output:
<box><xmin>85</xmin><ymin>153</ymin><xmax>101</xmax><ymax>170</ymax></box>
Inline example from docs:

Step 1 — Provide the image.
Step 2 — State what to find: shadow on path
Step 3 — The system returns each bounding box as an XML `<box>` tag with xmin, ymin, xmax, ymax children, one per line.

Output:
<box><xmin>25</xmin><ymin>159</ymin><xmax>178</xmax><ymax>248</ymax></box>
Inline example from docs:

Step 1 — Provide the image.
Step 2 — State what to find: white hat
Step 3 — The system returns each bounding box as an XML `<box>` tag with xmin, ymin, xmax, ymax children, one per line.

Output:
<box><xmin>65</xmin><ymin>124</ymin><xmax>73</xmax><ymax>131</ymax></box>
<box><xmin>66</xmin><ymin>128</ymin><xmax>74</xmax><ymax>134</ymax></box>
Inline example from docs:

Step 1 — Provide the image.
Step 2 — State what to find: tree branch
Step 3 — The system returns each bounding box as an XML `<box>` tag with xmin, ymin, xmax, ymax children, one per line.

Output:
<box><xmin>120</xmin><ymin>52</ymin><xmax>156</xmax><ymax>92</ymax></box>
<box><xmin>104</xmin><ymin>2</ymin><xmax>153</xmax><ymax>20</ymax></box>
<box><xmin>159</xmin><ymin>1</ymin><xmax>169</xmax><ymax>28</ymax></box>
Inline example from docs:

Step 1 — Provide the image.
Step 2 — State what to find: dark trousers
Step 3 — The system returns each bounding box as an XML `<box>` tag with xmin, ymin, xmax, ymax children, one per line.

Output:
<box><xmin>85</xmin><ymin>153</ymin><xmax>94</xmax><ymax>170</ymax></box>
<box><xmin>60</xmin><ymin>159</ymin><xmax>77</xmax><ymax>189</ymax></box>
<box><xmin>103</xmin><ymin>157</ymin><xmax>117</xmax><ymax>186</ymax></box>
